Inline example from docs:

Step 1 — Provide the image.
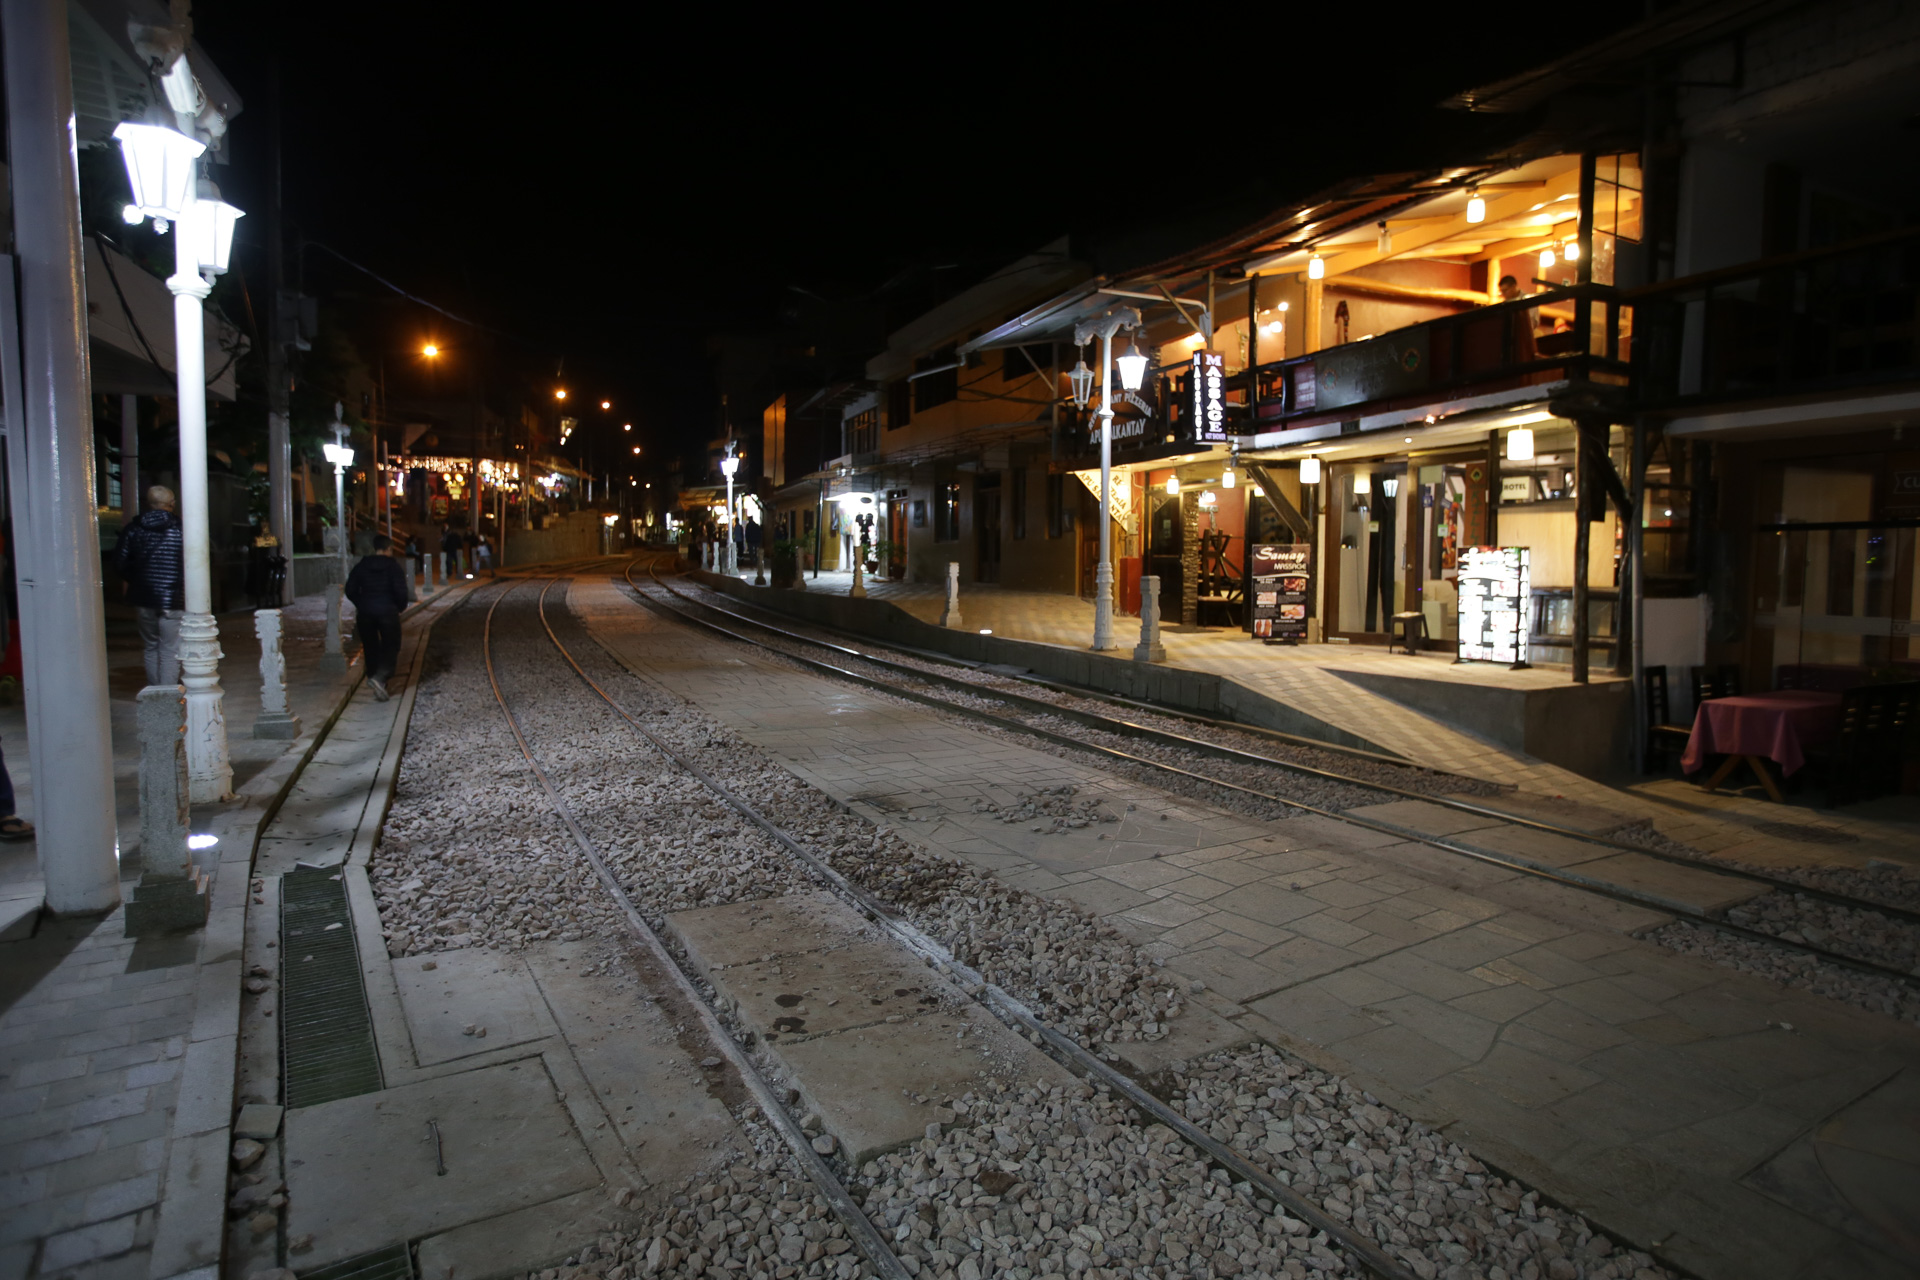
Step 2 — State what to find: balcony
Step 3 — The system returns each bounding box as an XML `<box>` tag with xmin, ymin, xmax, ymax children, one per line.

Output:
<box><xmin>1632</xmin><ymin>227</ymin><xmax>1920</xmax><ymax>409</ymax></box>
<box><xmin>1236</xmin><ymin>286</ymin><xmax>1634</xmax><ymax>436</ymax></box>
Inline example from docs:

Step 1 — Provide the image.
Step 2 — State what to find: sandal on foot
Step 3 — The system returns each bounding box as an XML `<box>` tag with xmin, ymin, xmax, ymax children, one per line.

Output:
<box><xmin>0</xmin><ymin>816</ymin><xmax>34</xmax><ymax>841</ymax></box>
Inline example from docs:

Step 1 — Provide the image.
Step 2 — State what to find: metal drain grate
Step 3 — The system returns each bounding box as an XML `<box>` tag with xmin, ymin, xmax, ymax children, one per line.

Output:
<box><xmin>281</xmin><ymin>866</ymin><xmax>383</xmax><ymax>1108</ymax></box>
<box><xmin>298</xmin><ymin>1243</ymin><xmax>413</xmax><ymax>1280</ymax></box>
<box><xmin>1754</xmin><ymin>821</ymin><xmax>1861</xmax><ymax>846</ymax></box>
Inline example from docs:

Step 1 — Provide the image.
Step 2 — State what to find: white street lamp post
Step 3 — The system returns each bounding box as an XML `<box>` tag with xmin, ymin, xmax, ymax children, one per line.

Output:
<box><xmin>1071</xmin><ymin>308</ymin><xmax>1142</xmax><ymax>651</ymax></box>
<box><xmin>720</xmin><ymin>449</ymin><xmax>740</xmax><ymax>576</ymax></box>
<box><xmin>120</xmin><ymin>116</ymin><xmax>247</xmax><ymax>805</ymax></box>
<box><xmin>323</xmin><ymin>405</ymin><xmax>355</xmax><ymax>583</ymax></box>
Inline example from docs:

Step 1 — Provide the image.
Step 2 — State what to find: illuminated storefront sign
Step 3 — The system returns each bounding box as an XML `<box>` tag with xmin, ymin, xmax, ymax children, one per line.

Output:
<box><xmin>1191</xmin><ymin>350</ymin><xmax>1227</xmax><ymax>443</ymax></box>
<box><xmin>1456</xmin><ymin>546</ymin><xmax>1531</xmax><ymax>667</ymax></box>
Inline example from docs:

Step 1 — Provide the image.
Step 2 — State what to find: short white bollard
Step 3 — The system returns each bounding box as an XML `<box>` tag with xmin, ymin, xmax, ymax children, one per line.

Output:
<box><xmin>426</xmin><ymin>552</ymin><xmax>437</xmax><ymax>594</ymax></box>
<box><xmin>850</xmin><ymin>558</ymin><xmax>867</xmax><ymax>598</ymax></box>
<box><xmin>1134</xmin><ymin>574</ymin><xmax>1167</xmax><ymax>663</ymax></box>
<box><xmin>320</xmin><ymin>583</ymin><xmax>347</xmax><ymax>674</ymax></box>
<box><xmin>939</xmin><ymin>562</ymin><xmax>962</xmax><ymax>628</ymax></box>
<box><xmin>252</xmin><ymin>609</ymin><xmax>301</xmax><ymax>739</ymax></box>
<box><xmin>124</xmin><ymin>685</ymin><xmax>209</xmax><ymax>935</ymax></box>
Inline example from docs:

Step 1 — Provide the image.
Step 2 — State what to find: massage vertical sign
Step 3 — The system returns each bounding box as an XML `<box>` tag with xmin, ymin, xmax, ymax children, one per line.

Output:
<box><xmin>1456</xmin><ymin>545</ymin><xmax>1531</xmax><ymax>666</ymax></box>
<box><xmin>1251</xmin><ymin>544</ymin><xmax>1312</xmax><ymax>642</ymax></box>
<box><xmin>1191</xmin><ymin>350</ymin><xmax>1228</xmax><ymax>443</ymax></box>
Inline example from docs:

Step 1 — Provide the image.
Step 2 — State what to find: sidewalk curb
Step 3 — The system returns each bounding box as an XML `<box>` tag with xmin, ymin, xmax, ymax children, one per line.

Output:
<box><xmin>145</xmin><ymin>585</ymin><xmax>470</xmax><ymax>1280</ymax></box>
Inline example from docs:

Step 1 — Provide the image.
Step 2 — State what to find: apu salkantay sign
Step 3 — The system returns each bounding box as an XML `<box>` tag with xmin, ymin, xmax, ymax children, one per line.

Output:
<box><xmin>1191</xmin><ymin>350</ymin><xmax>1228</xmax><ymax>443</ymax></box>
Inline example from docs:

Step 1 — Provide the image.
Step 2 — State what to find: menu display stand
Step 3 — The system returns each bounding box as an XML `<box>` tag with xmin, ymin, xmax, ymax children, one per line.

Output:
<box><xmin>1250</xmin><ymin>545</ymin><xmax>1312</xmax><ymax>645</ymax></box>
<box><xmin>1454</xmin><ymin>545</ymin><xmax>1531</xmax><ymax>670</ymax></box>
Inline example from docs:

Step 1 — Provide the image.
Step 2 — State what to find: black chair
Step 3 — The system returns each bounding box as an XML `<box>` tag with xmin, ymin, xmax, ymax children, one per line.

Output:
<box><xmin>1824</xmin><ymin>681</ymin><xmax>1920</xmax><ymax>807</ymax></box>
<box><xmin>1645</xmin><ymin>666</ymin><xmax>1694</xmax><ymax>773</ymax></box>
<box><xmin>1689</xmin><ymin>663</ymin><xmax>1744</xmax><ymax>703</ymax></box>
<box><xmin>1718</xmin><ymin>663</ymin><xmax>1744</xmax><ymax>698</ymax></box>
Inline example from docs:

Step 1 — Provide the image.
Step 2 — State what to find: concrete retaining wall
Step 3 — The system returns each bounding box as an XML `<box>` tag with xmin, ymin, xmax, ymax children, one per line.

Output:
<box><xmin>1331</xmin><ymin>669</ymin><xmax>1633</xmax><ymax>781</ymax></box>
<box><xmin>692</xmin><ymin>571</ymin><xmax>1395</xmax><ymax>757</ymax></box>
<box><xmin>507</xmin><ymin>512</ymin><xmax>606</xmax><ymax>566</ymax></box>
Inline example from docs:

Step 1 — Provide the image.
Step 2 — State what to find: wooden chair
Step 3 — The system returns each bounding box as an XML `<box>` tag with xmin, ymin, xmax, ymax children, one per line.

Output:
<box><xmin>1718</xmin><ymin>663</ymin><xmax>1744</xmax><ymax>698</ymax></box>
<box><xmin>1644</xmin><ymin>666</ymin><xmax>1694</xmax><ymax>773</ymax></box>
<box><xmin>1825</xmin><ymin>681</ymin><xmax>1920</xmax><ymax>807</ymax></box>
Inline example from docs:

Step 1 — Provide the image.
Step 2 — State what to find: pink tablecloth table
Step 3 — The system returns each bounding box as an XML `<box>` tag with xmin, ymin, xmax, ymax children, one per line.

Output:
<box><xmin>1681</xmin><ymin>690</ymin><xmax>1843</xmax><ymax>799</ymax></box>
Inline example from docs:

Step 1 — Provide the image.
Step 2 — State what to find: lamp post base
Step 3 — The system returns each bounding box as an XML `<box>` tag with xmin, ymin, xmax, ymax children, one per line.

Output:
<box><xmin>177</xmin><ymin>611</ymin><xmax>233</xmax><ymax>803</ymax></box>
<box><xmin>1091</xmin><ymin>561</ymin><xmax>1117</xmax><ymax>651</ymax></box>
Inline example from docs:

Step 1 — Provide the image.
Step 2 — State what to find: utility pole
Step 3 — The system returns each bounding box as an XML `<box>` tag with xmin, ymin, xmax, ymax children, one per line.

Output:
<box><xmin>1</xmin><ymin>0</ymin><xmax>121</xmax><ymax>913</ymax></box>
<box><xmin>265</xmin><ymin>64</ymin><xmax>294</xmax><ymax>602</ymax></box>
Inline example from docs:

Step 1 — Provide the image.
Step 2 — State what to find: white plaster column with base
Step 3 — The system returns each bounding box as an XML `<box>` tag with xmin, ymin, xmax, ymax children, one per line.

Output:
<box><xmin>124</xmin><ymin>685</ymin><xmax>208</xmax><ymax>935</ymax></box>
<box><xmin>167</xmin><ymin>201</ymin><xmax>232</xmax><ymax>803</ymax></box>
<box><xmin>319</xmin><ymin>583</ymin><xmax>347</xmax><ymax>674</ymax></box>
<box><xmin>939</xmin><ymin>562</ymin><xmax>963</xmax><ymax>628</ymax></box>
<box><xmin>849</xmin><ymin>559</ymin><xmax>867</xmax><ymax>599</ymax></box>
<box><xmin>1134</xmin><ymin>574</ymin><xmax>1167</xmax><ymax>662</ymax></box>
<box><xmin>251</xmin><ymin>608</ymin><xmax>301</xmax><ymax>739</ymax></box>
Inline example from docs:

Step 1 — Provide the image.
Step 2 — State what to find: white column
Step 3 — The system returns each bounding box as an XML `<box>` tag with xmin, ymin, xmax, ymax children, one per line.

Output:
<box><xmin>269</xmin><ymin>409</ymin><xmax>293</xmax><ymax>603</ymax></box>
<box><xmin>939</xmin><ymin>562</ymin><xmax>962</xmax><ymax>628</ymax></box>
<box><xmin>1134</xmin><ymin>574</ymin><xmax>1166</xmax><ymax>662</ymax></box>
<box><xmin>1092</xmin><ymin>329</ymin><xmax>1116</xmax><ymax>650</ymax></box>
<box><xmin>168</xmin><ymin>202</ymin><xmax>233</xmax><ymax>803</ymax></box>
<box><xmin>1</xmin><ymin>0</ymin><xmax>120</xmax><ymax>912</ymax></box>
<box><xmin>251</xmin><ymin>609</ymin><xmax>300</xmax><ymax>739</ymax></box>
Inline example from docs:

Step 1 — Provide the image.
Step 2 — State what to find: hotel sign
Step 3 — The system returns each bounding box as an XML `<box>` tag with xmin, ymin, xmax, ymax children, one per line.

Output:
<box><xmin>1191</xmin><ymin>350</ymin><xmax>1228</xmax><ymax>443</ymax></box>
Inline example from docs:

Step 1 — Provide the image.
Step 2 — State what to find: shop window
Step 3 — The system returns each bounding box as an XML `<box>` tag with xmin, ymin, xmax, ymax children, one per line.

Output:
<box><xmin>844</xmin><ymin>409</ymin><xmax>877</xmax><ymax>456</ymax></box>
<box><xmin>802</xmin><ymin>508</ymin><xmax>815</xmax><ymax>535</ymax></box>
<box><xmin>1590</xmin><ymin>152</ymin><xmax>1642</xmax><ymax>287</ymax></box>
<box><xmin>887</xmin><ymin>382</ymin><xmax>911</xmax><ymax>430</ymax></box>
<box><xmin>1011</xmin><ymin>467</ymin><xmax>1028</xmax><ymax>539</ymax></box>
<box><xmin>935</xmin><ymin>481</ymin><xmax>961</xmax><ymax>542</ymax></box>
<box><xmin>915</xmin><ymin>347</ymin><xmax>959</xmax><ymax>412</ymax></box>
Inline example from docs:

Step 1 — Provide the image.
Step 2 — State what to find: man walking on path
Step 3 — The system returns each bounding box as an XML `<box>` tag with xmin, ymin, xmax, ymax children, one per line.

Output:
<box><xmin>114</xmin><ymin>485</ymin><xmax>185</xmax><ymax>685</ymax></box>
<box><xmin>440</xmin><ymin>522</ymin><xmax>464</xmax><ymax>579</ymax></box>
<box><xmin>345</xmin><ymin>534</ymin><xmax>410</xmax><ymax>701</ymax></box>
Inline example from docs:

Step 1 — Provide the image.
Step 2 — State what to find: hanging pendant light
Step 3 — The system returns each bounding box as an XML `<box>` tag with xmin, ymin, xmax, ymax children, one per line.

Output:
<box><xmin>1115</xmin><ymin>333</ymin><xmax>1148</xmax><ymax>392</ymax></box>
<box><xmin>1068</xmin><ymin>348</ymin><xmax>1095</xmax><ymax>409</ymax></box>
<box><xmin>1298</xmin><ymin>457</ymin><xmax>1321</xmax><ymax>485</ymax></box>
<box><xmin>1222</xmin><ymin>465</ymin><xmax>1236</xmax><ymax>489</ymax></box>
<box><xmin>1381</xmin><ymin>476</ymin><xmax>1400</xmax><ymax>499</ymax></box>
<box><xmin>1166</xmin><ymin>475</ymin><xmax>1181</xmax><ymax>496</ymax></box>
<box><xmin>1466</xmin><ymin>189</ymin><xmax>1486</xmax><ymax>223</ymax></box>
<box><xmin>1563</xmin><ymin>238</ymin><xmax>1580</xmax><ymax>262</ymax></box>
<box><xmin>1307</xmin><ymin>252</ymin><xmax>1326</xmax><ymax>280</ymax></box>
<box><xmin>1540</xmin><ymin>246</ymin><xmax>1557</xmax><ymax>270</ymax></box>
<box><xmin>1376</xmin><ymin>221</ymin><xmax>1392</xmax><ymax>255</ymax></box>
<box><xmin>1506</xmin><ymin>428</ymin><xmax>1536</xmax><ymax>462</ymax></box>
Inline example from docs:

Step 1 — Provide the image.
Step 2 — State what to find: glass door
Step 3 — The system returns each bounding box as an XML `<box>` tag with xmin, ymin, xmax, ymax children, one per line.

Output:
<box><xmin>1333</xmin><ymin>464</ymin><xmax>1406</xmax><ymax>638</ymax></box>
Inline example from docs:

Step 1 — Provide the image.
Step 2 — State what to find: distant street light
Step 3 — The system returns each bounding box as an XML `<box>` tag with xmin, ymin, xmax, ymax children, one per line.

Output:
<box><xmin>720</xmin><ymin>448</ymin><xmax>740</xmax><ymax>575</ymax></box>
<box><xmin>1071</xmin><ymin>306</ymin><xmax>1142</xmax><ymax>652</ymax></box>
<box><xmin>322</xmin><ymin>404</ymin><xmax>355</xmax><ymax>583</ymax></box>
<box><xmin>422</xmin><ymin>343</ymin><xmax>439</xmax><ymax>358</ymax></box>
<box><xmin>555</xmin><ymin>388</ymin><xmax>567</xmax><ymax>400</ymax></box>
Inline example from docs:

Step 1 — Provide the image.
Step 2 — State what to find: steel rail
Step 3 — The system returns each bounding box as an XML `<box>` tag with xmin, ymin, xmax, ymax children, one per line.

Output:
<box><xmin>648</xmin><ymin>568</ymin><xmax>1920</xmax><ymax>933</ymax></box>
<box><xmin>535</xmin><ymin>560</ymin><xmax>1426</xmax><ymax>1280</ymax></box>
<box><xmin>623</xmin><ymin>563</ymin><xmax>1918</xmax><ymax>988</ymax></box>
<box><xmin>478</xmin><ymin>576</ymin><xmax>914</xmax><ymax>1280</ymax></box>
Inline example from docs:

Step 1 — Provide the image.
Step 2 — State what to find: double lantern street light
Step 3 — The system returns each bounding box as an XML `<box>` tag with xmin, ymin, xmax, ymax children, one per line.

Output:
<box><xmin>322</xmin><ymin>405</ymin><xmax>356</xmax><ymax>583</ymax></box>
<box><xmin>1068</xmin><ymin>307</ymin><xmax>1145</xmax><ymax>652</ymax></box>
<box><xmin>114</xmin><ymin>120</ymin><xmax>244</xmax><ymax>803</ymax></box>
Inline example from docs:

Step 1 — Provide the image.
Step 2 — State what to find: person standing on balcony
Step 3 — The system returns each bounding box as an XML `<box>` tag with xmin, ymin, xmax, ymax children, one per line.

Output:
<box><xmin>1499</xmin><ymin>276</ymin><xmax>1540</xmax><ymax>362</ymax></box>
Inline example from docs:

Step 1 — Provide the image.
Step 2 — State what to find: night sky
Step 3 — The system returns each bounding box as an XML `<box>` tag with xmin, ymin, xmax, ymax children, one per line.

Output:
<box><xmin>189</xmin><ymin>5</ymin><xmax>1640</xmax><ymax>459</ymax></box>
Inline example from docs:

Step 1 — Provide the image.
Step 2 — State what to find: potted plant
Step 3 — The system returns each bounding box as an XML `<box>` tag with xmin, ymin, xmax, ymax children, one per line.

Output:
<box><xmin>770</xmin><ymin>538</ymin><xmax>802</xmax><ymax>589</ymax></box>
<box><xmin>867</xmin><ymin>539</ymin><xmax>899</xmax><ymax>575</ymax></box>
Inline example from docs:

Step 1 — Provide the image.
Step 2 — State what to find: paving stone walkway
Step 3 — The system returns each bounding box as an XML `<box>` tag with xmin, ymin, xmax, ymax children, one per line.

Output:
<box><xmin>711</xmin><ymin>571</ymin><xmax>1920</xmax><ymax>876</ymax></box>
<box><xmin>584</xmin><ymin>576</ymin><xmax>1920</xmax><ymax>1280</ymax></box>
<box><xmin>0</xmin><ymin>583</ymin><xmax>461</xmax><ymax>1280</ymax></box>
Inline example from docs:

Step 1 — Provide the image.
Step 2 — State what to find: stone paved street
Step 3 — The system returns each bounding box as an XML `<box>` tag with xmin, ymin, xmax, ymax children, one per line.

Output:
<box><xmin>582</xmin><ymin>575</ymin><xmax>1920</xmax><ymax>1280</ymax></box>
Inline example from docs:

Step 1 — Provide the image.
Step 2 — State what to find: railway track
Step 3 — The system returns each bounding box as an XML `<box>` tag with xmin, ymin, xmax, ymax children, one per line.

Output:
<box><xmin>621</xmin><ymin>557</ymin><xmax>1919</xmax><ymax>989</ymax></box>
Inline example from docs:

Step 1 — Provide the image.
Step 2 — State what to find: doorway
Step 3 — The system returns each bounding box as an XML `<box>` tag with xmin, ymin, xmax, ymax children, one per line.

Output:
<box><xmin>886</xmin><ymin>488</ymin><xmax>908</xmax><ymax>580</ymax></box>
<box><xmin>1332</xmin><ymin>463</ymin><xmax>1407</xmax><ymax>639</ymax></box>
<box><xmin>976</xmin><ymin>474</ymin><xmax>1002</xmax><ymax>583</ymax></box>
<box><xmin>1148</xmin><ymin>491</ymin><xmax>1183</xmax><ymax>625</ymax></box>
